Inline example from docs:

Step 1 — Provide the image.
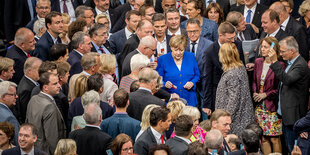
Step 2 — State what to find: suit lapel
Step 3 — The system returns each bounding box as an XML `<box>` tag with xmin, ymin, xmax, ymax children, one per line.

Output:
<box><xmin>147</xmin><ymin>128</ymin><xmax>158</xmax><ymax>144</ymax></box>
<box><xmin>39</xmin><ymin>93</ymin><xmax>65</xmax><ymax>124</ymax></box>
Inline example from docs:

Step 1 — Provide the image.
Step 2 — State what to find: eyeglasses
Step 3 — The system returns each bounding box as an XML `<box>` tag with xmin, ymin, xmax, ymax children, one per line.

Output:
<box><xmin>147</xmin><ymin>47</ymin><xmax>156</xmax><ymax>52</ymax></box>
<box><xmin>122</xmin><ymin>147</ymin><xmax>133</xmax><ymax>152</ymax></box>
<box><xmin>187</xmin><ymin>30</ymin><xmax>200</xmax><ymax>34</ymax></box>
<box><xmin>5</xmin><ymin>93</ymin><xmax>17</xmax><ymax>97</ymax></box>
<box><xmin>279</xmin><ymin>50</ymin><xmax>288</xmax><ymax>54</ymax></box>
<box><xmin>37</xmin><ymin>6</ymin><xmax>50</xmax><ymax>10</ymax></box>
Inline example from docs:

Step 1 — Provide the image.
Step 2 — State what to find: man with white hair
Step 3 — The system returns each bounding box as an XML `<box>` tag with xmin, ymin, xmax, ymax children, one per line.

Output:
<box><xmin>69</xmin><ymin>102</ymin><xmax>112</xmax><ymax>155</ymax></box>
<box><xmin>122</xmin><ymin>36</ymin><xmax>157</xmax><ymax>77</ymax></box>
<box><xmin>0</xmin><ymin>81</ymin><xmax>19</xmax><ymax>145</ymax></box>
<box><xmin>205</xmin><ymin>129</ymin><xmax>223</xmax><ymax>155</ymax></box>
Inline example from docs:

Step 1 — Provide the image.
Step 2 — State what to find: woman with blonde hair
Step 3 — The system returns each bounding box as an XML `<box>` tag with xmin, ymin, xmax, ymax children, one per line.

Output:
<box><xmin>54</xmin><ymin>139</ymin><xmax>77</xmax><ymax>155</ymax></box>
<box><xmin>135</xmin><ymin>104</ymin><xmax>160</xmax><ymax>141</ymax></box>
<box><xmin>166</xmin><ymin>100</ymin><xmax>185</xmax><ymax>138</ymax></box>
<box><xmin>98</xmin><ymin>54</ymin><xmax>118</xmax><ymax>106</ymax></box>
<box><xmin>73</xmin><ymin>74</ymin><xmax>88</xmax><ymax>100</ymax></box>
<box><xmin>215</xmin><ymin>43</ymin><xmax>254</xmax><ymax>136</ymax></box>
<box><xmin>59</xmin><ymin>13</ymin><xmax>71</xmax><ymax>44</ymax></box>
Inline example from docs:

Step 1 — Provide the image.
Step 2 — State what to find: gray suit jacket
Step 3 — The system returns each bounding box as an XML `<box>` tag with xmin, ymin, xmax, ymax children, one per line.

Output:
<box><xmin>26</xmin><ymin>92</ymin><xmax>66</xmax><ymax>154</ymax></box>
<box><xmin>270</xmin><ymin>56</ymin><xmax>310</xmax><ymax>125</ymax></box>
<box><xmin>166</xmin><ymin>136</ymin><xmax>189</xmax><ymax>155</ymax></box>
<box><xmin>134</xmin><ymin>127</ymin><xmax>158</xmax><ymax>155</ymax></box>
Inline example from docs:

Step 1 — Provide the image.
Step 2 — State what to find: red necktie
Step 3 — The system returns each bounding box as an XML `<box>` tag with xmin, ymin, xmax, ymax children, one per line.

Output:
<box><xmin>172</xmin><ymin>34</ymin><xmax>175</xmax><ymax>37</ymax></box>
<box><xmin>27</xmin><ymin>53</ymin><xmax>31</xmax><ymax>58</ymax></box>
<box><xmin>160</xmin><ymin>135</ymin><xmax>165</xmax><ymax>144</ymax></box>
<box><xmin>63</xmin><ymin>0</ymin><xmax>68</xmax><ymax>13</ymax></box>
<box><xmin>111</xmin><ymin>73</ymin><xmax>117</xmax><ymax>84</ymax></box>
<box><xmin>99</xmin><ymin>47</ymin><xmax>106</xmax><ymax>54</ymax></box>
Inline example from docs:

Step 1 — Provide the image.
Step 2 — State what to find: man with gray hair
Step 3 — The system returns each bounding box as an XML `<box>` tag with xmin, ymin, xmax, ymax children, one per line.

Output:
<box><xmin>205</xmin><ymin>129</ymin><xmax>223</xmax><ymax>154</ymax></box>
<box><xmin>26</xmin><ymin>0</ymin><xmax>51</xmax><ymax>32</ymax></box>
<box><xmin>75</xmin><ymin>5</ymin><xmax>94</xmax><ymax>28</ymax></box>
<box><xmin>269</xmin><ymin>36</ymin><xmax>310</xmax><ymax>152</ymax></box>
<box><xmin>67</xmin><ymin>31</ymin><xmax>93</xmax><ymax>77</ymax></box>
<box><xmin>122</xmin><ymin>35</ymin><xmax>157</xmax><ymax>77</ymax></box>
<box><xmin>0</xmin><ymin>57</ymin><xmax>15</xmax><ymax>82</ymax></box>
<box><xmin>127</xmin><ymin>68</ymin><xmax>165</xmax><ymax>121</ymax></box>
<box><xmin>69</xmin><ymin>102</ymin><xmax>112</xmax><ymax>155</ymax></box>
<box><xmin>6</xmin><ymin>28</ymin><xmax>36</xmax><ymax>84</ymax></box>
<box><xmin>17</xmin><ymin>57</ymin><xmax>42</xmax><ymax>123</ymax></box>
<box><xmin>0</xmin><ymin>81</ymin><xmax>19</xmax><ymax>145</ymax></box>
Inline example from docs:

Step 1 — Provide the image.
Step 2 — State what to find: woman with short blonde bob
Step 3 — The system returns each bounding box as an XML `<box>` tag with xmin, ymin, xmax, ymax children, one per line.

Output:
<box><xmin>99</xmin><ymin>54</ymin><xmax>118</xmax><ymax>106</ymax></box>
<box><xmin>215</xmin><ymin>43</ymin><xmax>254</xmax><ymax>136</ymax></box>
<box><xmin>59</xmin><ymin>13</ymin><xmax>71</xmax><ymax>44</ymax></box>
<box><xmin>166</xmin><ymin>100</ymin><xmax>185</xmax><ymax>138</ymax></box>
<box><xmin>54</xmin><ymin>139</ymin><xmax>77</xmax><ymax>155</ymax></box>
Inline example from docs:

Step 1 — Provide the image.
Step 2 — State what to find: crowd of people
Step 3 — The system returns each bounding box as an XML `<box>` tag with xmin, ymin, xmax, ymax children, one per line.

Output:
<box><xmin>0</xmin><ymin>0</ymin><xmax>310</xmax><ymax>154</ymax></box>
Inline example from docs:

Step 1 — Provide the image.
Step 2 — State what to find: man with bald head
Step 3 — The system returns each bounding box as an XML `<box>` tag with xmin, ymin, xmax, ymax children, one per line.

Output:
<box><xmin>6</xmin><ymin>28</ymin><xmax>36</xmax><ymax>84</ymax></box>
<box><xmin>118</xmin><ymin>20</ymin><xmax>154</xmax><ymax>77</ymax></box>
<box><xmin>270</xmin><ymin>2</ymin><xmax>308</xmax><ymax>61</ymax></box>
<box><xmin>122</xmin><ymin>36</ymin><xmax>157</xmax><ymax>77</ymax></box>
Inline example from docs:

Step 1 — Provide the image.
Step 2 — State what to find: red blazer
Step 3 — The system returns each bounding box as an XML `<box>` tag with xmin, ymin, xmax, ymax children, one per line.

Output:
<box><xmin>252</xmin><ymin>58</ymin><xmax>285</xmax><ymax>112</ymax></box>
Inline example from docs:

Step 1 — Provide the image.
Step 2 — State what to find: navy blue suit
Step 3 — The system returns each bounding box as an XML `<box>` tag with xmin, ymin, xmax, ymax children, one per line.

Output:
<box><xmin>50</xmin><ymin>0</ymin><xmax>79</xmax><ymax>13</ymax></box>
<box><xmin>67</xmin><ymin>50</ymin><xmax>83</xmax><ymax>78</ymax></box>
<box><xmin>109</xmin><ymin>28</ymin><xmax>127</xmax><ymax>55</ymax></box>
<box><xmin>68</xmin><ymin>97</ymin><xmax>114</xmax><ymax>131</ymax></box>
<box><xmin>33</xmin><ymin>31</ymin><xmax>61</xmax><ymax>61</ymax></box>
<box><xmin>26</xmin><ymin>16</ymin><xmax>38</xmax><ymax>31</ymax></box>
<box><xmin>2</xmin><ymin>146</ymin><xmax>47</xmax><ymax>155</ymax></box>
<box><xmin>100</xmin><ymin>113</ymin><xmax>141</xmax><ymax>140</ymax></box>
<box><xmin>181</xmin><ymin>17</ymin><xmax>218</xmax><ymax>42</ymax></box>
<box><xmin>0</xmin><ymin>103</ymin><xmax>20</xmax><ymax>145</ymax></box>
<box><xmin>5</xmin><ymin>45</ymin><xmax>28</xmax><ymax>84</ymax></box>
<box><xmin>294</xmin><ymin>111</ymin><xmax>310</xmax><ymax>155</ymax></box>
<box><xmin>202</xmin><ymin>41</ymin><xmax>245</xmax><ymax>110</ymax></box>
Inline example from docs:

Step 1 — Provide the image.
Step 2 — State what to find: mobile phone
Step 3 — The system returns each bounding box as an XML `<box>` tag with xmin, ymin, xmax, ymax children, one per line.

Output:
<box><xmin>270</xmin><ymin>42</ymin><xmax>275</xmax><ymax>49</ymax></box>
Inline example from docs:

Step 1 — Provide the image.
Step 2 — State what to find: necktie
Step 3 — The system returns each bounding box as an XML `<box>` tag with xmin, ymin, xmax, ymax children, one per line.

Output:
<box><xmin>27</xmin><ymin>53</ymin><xmax>31</xmax><ymax>58</ymax></box>
<box><xmin>63</xmin><ymin>0</ymin><xmax>68</xmax><ymax>13</ymax></box>
<box><xmin>172</xmin><ymin>34</ymin><xmax>175</xmax><ymax>37</ymax></box>
<box><xmin>191</xmin><ymin>42</ymin><xmax>196</xmax><ymax>53</ymax></box>
<box><xmin>239</xmin><ymin>32</ymin><xmax>245</xmax><ymax>41</ymax></box>
<box><xmin>160</xmin><ymin>135</ymin><xmax>165</xmax><ymax>144</ymax></box>
<box><xmin>246</xmin><ymin>10</ymin><xmax>252</xmax><ymax>23</ymax></box>
<box><xmin>111</xmin><ymin>73</ymin><xmax>117</xmax><ymax>84</ymax></box>
<box><xmin>99</xmin><ymin>47</ymin><xmax>106</xmax><ymax>54</ymax></box>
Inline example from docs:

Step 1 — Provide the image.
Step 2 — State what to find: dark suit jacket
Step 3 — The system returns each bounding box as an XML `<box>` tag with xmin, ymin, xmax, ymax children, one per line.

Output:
<box><xmin>122</xmin><ymin>49</ymin><xmax>139</xmax><ymax>77</ymax></box>
<box><xmin>259</xmin><ymin>28</ymin><xmax>288</xmax><ymax>42</ymax></box>
<box><xmin>166</xmin><ymin>136</ymin><xmax>189</xmax><ymax>155</ymax></box>
<box><xmin>92</xmin><ymin>8</ymin><xmax>118</xmax><ymax>30</ymax></box>
<box><xmin>202</xmin><ymin>41</ymin><xmax>245</xmax><ymax>110</ymax></box>
<box><xmin>69</xmin><ymin>126</ymin><xmax>112</xmax><ymax>155</ymax></box>
<box><xmin>219</xmin><ymin>139</ymin><xmax>232</xmax><ymax>155</ymax></box>
<box><xmin>134</xmin><ymin>127</ymin><xmax>158</xmax><ymax>155</ymax></box>
<box><xmin>270</xmin><ymin>56</ymin><xmax>310</xmax><ymax>125</ymax></box>
<box><xmin>50</xmin><ymin>0</ymin><xmax>79</xmax><ymax>13</ymax></box>
<box><xmin>238</xmin><ymin>24</ymin><xmax>258</xmax><ymax>41</ymax></box>
<box><xmin>67</xmin><ymin>50</ymin><xmax>83</xmax><ymax>78</ymax></box>
<box><xmin>109</xmin><ymin>28</ymin><xmax>127</xmax><ymax>55</ymax></box>
<box><xmin>26</xmin><ymin>16</ymin><xmax>38</xmax><ymax>31</ymax></box>
<box><xmin>100</xmin><ymin>113</ymin><xmax>141</xmax><ymax>140</ymax></box>
<box><xmin>294</xmin><ymin>111</ymin><xmax>310</xmax><ymax>155</ymax></box>
<box><xmin>4</xmin><ymin>0</ymin><xmax>31</xmax><ymax>42</ymax></box>
<box><xmin>231</xmin><ymin>4</ymin><xmax>268</xmax><ymax>29</ymax></box>
<box><xmin>128</xmin><ymin>89</ymin><xmax>165</xmax><ymax>121</ymax></box>
<box><xmin>68</xmin><ymin>97</ymin><xmax>114</xmax><ymax>131</ymax></box>
<box><xmin>5</xmin><ymin>45</ymin><xmax>28</xmax><ymax>84</ymax></box>
<box><xmin>33</xmin><ymin>31</ymin><xmax>61</xmax><ymax>61</ymax></box>
<box><xmin>17</xmin><ymin>76</ymin><xmax>37</xmax><ymax>123</ymax></box>
<box><xmin>284</xmin><ymin>17</ymin><xmax>309</xmax><ymax>61</ymax></box>
<box><xmin>118</xmin><ymin>34</ymin><xmax>140</xmax><ymax>76</ymax></box>
<box><xmin>110</xmin><ymin>3</ymin><xmax>132</xmax><ymax>33</ymax></box>
<box><xmin>216</xmin><ymin>0</ymin><xmax>230</xmax><ymax>18</ymax></box>
<box><xmin>85</xmin><ymin>0</ymin><xmax>121</xmax><ymax>9</ymax></box>
<box><xmin>2</xmin><ymin>146</ymin><xmax>47</xmax><ymax>155</ymax></box>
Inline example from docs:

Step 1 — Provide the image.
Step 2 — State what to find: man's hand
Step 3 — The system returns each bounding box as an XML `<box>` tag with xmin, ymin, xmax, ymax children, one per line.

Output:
<box><xmin>202</xmin><ymin>108</ymin><xmax>212</xmax><ymax>116</ymax></box>
<box><xmin>300</xmin><ymin>132</ymin><xmax>308</xmax><ymax>139</ymax></box>
<box><xmin>246</xmin><ymin>63</ymin><xmax>255</xmax><ymax>71</ymax></box>
<box><xmin>291</xmin><ymin>145</ymin><xmax>302</xmax><ymax>155</ymax></box>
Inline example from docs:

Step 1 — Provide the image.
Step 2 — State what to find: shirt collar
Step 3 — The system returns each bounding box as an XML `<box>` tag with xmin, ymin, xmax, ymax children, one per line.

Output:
<box><xmin>47</xmin><ymin>30</ymin><xmax>58</xmax><ymax>44</ymax></box>
<box><xmin>150</xmin><ymin>126</ymin><xmax>162</xmax><ymax>143</ymax></box>
<box><xmin>268</xmin><ymin>27</ymin><xmax>280</xmax><ymax>37</ymax></box>
<box><xmin>40</xmin><ymin>91</ymin><xmax>55</xmax><ymax>102</ymax></box>
<box><xmin>167</xmin><ymin>28</ymin><xmax>181</xmax><ymax>36</ymax></box>
<box><xmin>74</xmin><ymin>49</ymin><xmax>84</xmax><ymax>56</ymax></box>
<box><xmin>25</xmin><ymin>75</ymin><xmax>39</xmax><ymax>86</ymax></box>
<box><xmin>86</xmin><ymin>124</ymin><xmax>101</xmax><ymax>129</ymax></box>
<box><xmin>155</xmin><ymin>35</ymin><xmax>167</xmax><ymax>43</ymax></box>
<box><xmin>125</xmin><ymin>27</ymin><xmax>133</xmax><ymax>39</ymax></box>
<box><xmin>91</xmin><ymin>41</ymin><xmax>100</xmax><ymax>51</ymax></box>
<box><xmin>190</xmin><ymin>38</ymin><xmax>199</xmax><ymax>44</ymax></box>
<box><xmin>0</xmin><ymin>102</ymin><xmax>9</xmax><ymax>110</ymax></box>
<box><xmin>82</xmin><ymin>71</ymin><xmax>91</xmax><ymax>76</ymax></box>
<box><xmin>281</xmin><ymin>16</ymin><xmax>290</xmax><ymax>30</ymax></box>
<box><xmin>138</xmin><ymin>87</ymin><xmax>152</xmax><ymax>93</ymax></box>
<box><xmin>288</xmin><ymin>54</ymin><xmax>299</xmax><ymax>65</ymax></box>
<box><xmin>245</xmin><ymin>3</ymin><xmax>257</xmax><ymax>12</ymax></box>
<box><xmin>175</xmin><ymin>136</ymin><xmax>191</xmax><ymax>144</ymax></box>
<box><xmin>95</xmin><ymin>7</ymin><xmax>109</xmax><ymax>16</ymax></box>
<box><xmin>21</xmin><ymin>146</ymin><xmax>34</xmax><ymax>155</ymax></box>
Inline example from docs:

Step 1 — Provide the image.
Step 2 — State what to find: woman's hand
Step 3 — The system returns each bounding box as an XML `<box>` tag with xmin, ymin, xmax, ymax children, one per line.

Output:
<box><xmin>184</xmin><ymin>81</ymin><xmax>194</xmax><ymax>90</ymax></box>
<box><xmin>165</xmin><ymin>81</ymin><xmax>173</xmax><ymax>89</ymax></box>
<box><xmin>268</xmin><ymin>48</ymin><xmax>278</xmax><ymax>63</ymax></box>
<box><xmin>253</xmin><ymin>93</ymin><xmax>267</xmax><ymax>102</ymax></box>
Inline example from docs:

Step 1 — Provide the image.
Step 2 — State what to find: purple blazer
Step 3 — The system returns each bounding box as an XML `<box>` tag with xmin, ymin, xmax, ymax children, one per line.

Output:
<box><xmin>252</xmin><ymin>58</ymin><xmax>285</xmax><ymax>112</ymax></box>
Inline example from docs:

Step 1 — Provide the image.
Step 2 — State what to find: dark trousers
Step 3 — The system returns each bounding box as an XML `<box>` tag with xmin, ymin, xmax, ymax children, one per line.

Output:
<box><xmin>282</xmin><ymin>124</ymin><xmax>297</xmax><ymax>153</ymax></box>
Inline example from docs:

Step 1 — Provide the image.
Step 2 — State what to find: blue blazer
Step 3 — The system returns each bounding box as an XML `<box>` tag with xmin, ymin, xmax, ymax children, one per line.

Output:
<box><xmin>185</xmin><ymin>37</ymin><xmax>213</xmax><ymax>96</ymax></box>
<box><xmin>33</xmin><ymin>31</ymin><xmax>61</xmax><ymax>61</ymax></box>
<box><xmin>108</xmin><ymin>28</ymin><xmax>126</xmax><ymax>55</ymax></box>
<box><xmin>181</xmin><ymin>17</ymin><xmax>218</xmax><ymax>42</ymax></box>
<box><xmin>294</xmin><ymin>111</ymin><xmax>310</xmax><ymax>155</ymax></box>
<box><xmin>156</xmin><ymin>52</ymin><xmax>200</xmax><ymax>106</ymax></box>
<box><xmin>67</xmin><ymin>50</ymin><xmax>83</xmax><ymax>78</ymax></box>
<box><xmin>0</xmin><ymin>103</ymin><xmax>20</xmax><ymax>145</ymax></box>
<box><xmin>100</xmin><ymin>113</ymin><xmax>141</xmax><ymax>141</ymax></box>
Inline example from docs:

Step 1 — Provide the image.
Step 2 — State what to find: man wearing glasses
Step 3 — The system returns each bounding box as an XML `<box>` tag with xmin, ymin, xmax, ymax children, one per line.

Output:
<box><xmin>26</xmin><ymin>0</ymin><xmax>51</xmax><ymax>32</ymax></box>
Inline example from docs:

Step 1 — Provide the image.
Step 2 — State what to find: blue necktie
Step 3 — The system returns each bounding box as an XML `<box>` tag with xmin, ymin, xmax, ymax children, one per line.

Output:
<box><xmin>246</xmin><ymin>10</ymin><xmax>252</xmax><ymax>23</ymax></box>
<box><xmin>191</xmin><ymin>42</ymin><xmax>196</xmax><ymax>53</ymax></box>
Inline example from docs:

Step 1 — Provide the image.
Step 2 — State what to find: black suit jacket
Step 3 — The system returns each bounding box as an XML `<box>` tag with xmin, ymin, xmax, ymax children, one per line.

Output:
<box><xmin>50</xmin><ymin>0</ymin><xmax>79</xmax><ymax>13</ymax></box>
<box><xmin>166</xmin><ymin>136</ymin><xmax>189</xmax><ymax>155</ymax></box>
<box><xmin>270</xmin><ymin>56</ymin><xmax>310</xmax><ymax>126</ymax></box>
<box><xmin>128</xmin><ymin>89</ymin><xmax>165</xmax><ymax>121</ymax></box>
<box><xmin>259</xmin><ymin>28</ymin><xmax>288</xmax><ymax>41</ymax></box>
<box><xmin>122</xmin><ymin>49</ymin><xmax>139</xmax><ymax>78</ymax></box>
<box><xmin>239</xmin><ymin>24</ymin><xmax>258</xmax><ymax>41</ymax></box>
<box><xmin>67</xmin><ymin>50</ymin><xmax>83</xmax><ymax>78</ymax></box>
<box><xmin>219</xmin><ymin>139</ymin><xmax>232</xmax><ymax>155</ymax></box>
<box><xmin>216</xmin><ymin>0</ymin><xmax>230</xmax><ymax>18</ymax></box>
<box><xmin>118</xmin><ymin>34</ymin><xmax>140</xmax><ymax>76</ymax></box>
<box><xmin>6</xmin><ymin>45</ymin><xmax>28</xmax><ymax>84</ymax></box>
<box><xmin>2</xmin><ymin>146</ymin><xmax>47</xmax><ymax>155</ymax></box>
<box><xmin>285</xmin><ymin>17</ymin><xmax>309</xmax><ymax>61</ymax></box>
<box><xmin>110</xmin><ymin>3</ymin><xmax>132</xmax><ymax>33</ymax></box>
<box><xmin>33</xmin><ymin>31</ymin><xmax>61</xmax><ymax>61</ymax></box>
<box><xmin>17</xmin><ymin>76</ymin><xmax>37</xmax><ymax>123</ymax></box>
<box><xmin>84</xmin><ymin>0</ymin><xmax>121</xmax><ymax>9</ymax></box>
<box><xmin>69</xmin><ymin>126</ymin><xmax>112</xmax><ymax>155</ymax></box>
<box><xmin>92</xmin><ymin>8</ymin><xmax>118</xmax><ymax>30</ymax></box>
<box><xmin>109</xmin><ymin>28</ymin><xmax>127</xmax><ymax>55</ymax></box>
<box><xmin>134</xmin><ymin>127</ymin><xmax>158</xmax><ymax>155</ymax></box>
<box><xmin>202</xmin><ymin>41</ymin><xmax>245</xmax><ymax>110</ymax></box>
<box><xmin>231</xmin><ymin>4</ymin><xmax>268</xmax><ymax>29</ymax></box>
